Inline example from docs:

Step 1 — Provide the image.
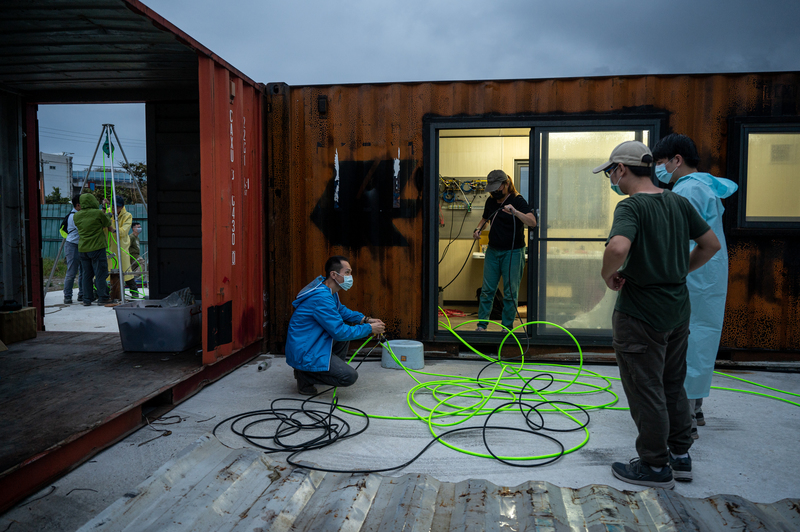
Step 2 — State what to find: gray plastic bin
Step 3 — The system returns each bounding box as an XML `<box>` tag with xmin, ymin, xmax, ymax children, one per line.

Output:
<box><xmin>114</xmin><ymin>299</ymin><xmax>202</xmax><ymax>352</ymax></box>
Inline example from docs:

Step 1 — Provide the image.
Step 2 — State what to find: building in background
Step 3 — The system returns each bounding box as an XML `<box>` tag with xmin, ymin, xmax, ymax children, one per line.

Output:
<box><xmin>39</xmin><ymin>152</ymin><xmax>72</xmax><ymax>202</ymax></box>
<box><xmin>72</xmin><ymin>168</ymin><xmax>133</xmax><ymax>197</ymax></box>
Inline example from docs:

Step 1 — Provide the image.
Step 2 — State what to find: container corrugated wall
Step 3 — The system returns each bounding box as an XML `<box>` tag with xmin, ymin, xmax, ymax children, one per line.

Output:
<box><xmin>199</xmin><ymin>57</ymin><xmax>264</xmax><ymax>363</ymax></box>
<box><xmin>266</xmin><ymin>73</ymin><xmax>800</xmax><ymax>354</ymax></box>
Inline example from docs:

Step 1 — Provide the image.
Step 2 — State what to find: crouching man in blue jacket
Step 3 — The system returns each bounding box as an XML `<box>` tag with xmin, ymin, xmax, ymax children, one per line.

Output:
<box><xmin>285</xmin><ymin>255</ymin><xmax>386</xmax><ymax>395</ymax></box>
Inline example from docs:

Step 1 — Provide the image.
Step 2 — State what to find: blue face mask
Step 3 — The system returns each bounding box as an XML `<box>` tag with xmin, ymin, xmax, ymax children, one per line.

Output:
<box><xmin>609</xmin><ymin>171</ymin><xmax>625</xmax><ymax>196</ymax></box>
<box><xmin>655</xmin><ymin>159</ymin><xmax>675</xmax><ymax>184</ymax></box>
<box><xmin>335</xmin><ymin>273</ymin><xmax>353</xmax><ymax>291</ymax></box>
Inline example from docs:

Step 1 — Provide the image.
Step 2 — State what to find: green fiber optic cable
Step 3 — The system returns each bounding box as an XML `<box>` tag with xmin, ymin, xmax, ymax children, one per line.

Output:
<box><xmin>334</xmin><ymin>317</ymin><xmax>605</xmax><ymax>462</ymax></box>
<box><xmin>333</xmin><ymin>312</ymin><xmax>800</xmax><ymax>463</ymax></box>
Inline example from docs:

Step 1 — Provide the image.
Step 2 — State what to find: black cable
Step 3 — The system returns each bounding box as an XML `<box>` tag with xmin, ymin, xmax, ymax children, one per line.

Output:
<box><xmin>439</xmin><ymin>185</ymin><xmax>475</xmax><ymax>265</ymax></box>
<box><xmin>440</xmin><ymin>201</ymin><xmax>506</xmax><ymax>291</ymax></box>
<box><xmin>215</xmin><ymin>348</ymin><xmax>590</xmax><ymax>475</ymax></box>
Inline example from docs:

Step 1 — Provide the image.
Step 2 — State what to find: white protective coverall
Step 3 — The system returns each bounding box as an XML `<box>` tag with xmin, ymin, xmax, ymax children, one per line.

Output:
<box><xmin>673</xmin><ymin>172</ymin><xmax>737</xmax><ymax>399</ymax></box>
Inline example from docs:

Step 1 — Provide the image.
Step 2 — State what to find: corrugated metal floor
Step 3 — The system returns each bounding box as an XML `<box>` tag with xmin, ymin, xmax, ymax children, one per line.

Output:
<box><xmin>78</xmin><ymin>434</ymin><xmax>800</xmax><ymax>531</ymax></box>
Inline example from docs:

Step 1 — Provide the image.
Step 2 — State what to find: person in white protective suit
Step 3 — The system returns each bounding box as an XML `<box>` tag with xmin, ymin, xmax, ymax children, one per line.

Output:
<box><xmin>652</xmin><ymin>134</ymin><xmax>738</xmax><ymax>439</ymax></box>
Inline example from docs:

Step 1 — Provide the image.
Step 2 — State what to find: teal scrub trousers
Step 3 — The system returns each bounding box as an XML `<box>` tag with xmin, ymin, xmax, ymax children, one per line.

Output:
<box><xmin>477</xmin><ymin>246</ymin><xmax>525</xmax><ymax>330</ymax></box>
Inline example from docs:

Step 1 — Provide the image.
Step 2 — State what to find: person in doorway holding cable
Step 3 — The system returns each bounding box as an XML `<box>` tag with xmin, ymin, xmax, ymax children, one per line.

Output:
<box><xmin>596</xmin><ymin>140</ymin><xmax>720</xmax><ymax>489</ymax></box>
<box><xmin>473</xmin><ymin>170</ymin><xmax>537</xmax><ymax>332</ymax></box>
<box><xmin>285</xmin><ymin>255</ymin><xmax>386</xmax><ymax>395</ymax></box>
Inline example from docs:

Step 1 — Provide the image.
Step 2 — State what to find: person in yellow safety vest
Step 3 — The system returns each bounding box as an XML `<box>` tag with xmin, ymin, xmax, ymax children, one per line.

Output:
<box><xmin>104</xmin><ymin>195</ymin><xmax>137</xmax><ymax>299</ymax></box>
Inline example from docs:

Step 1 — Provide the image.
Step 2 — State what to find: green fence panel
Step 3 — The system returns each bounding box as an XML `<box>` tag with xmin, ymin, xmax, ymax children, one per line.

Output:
<box><xmin>41</xmin><ymin>203</ymin><xmax>148</xmax><ymax>261</ymax></box>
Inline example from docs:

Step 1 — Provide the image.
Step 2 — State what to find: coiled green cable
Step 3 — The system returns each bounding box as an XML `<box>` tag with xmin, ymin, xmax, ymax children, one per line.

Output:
<box><xmin>334</xmin><ymin>311</ymin><xmax>799</xmax><ymax>463</ymax></box>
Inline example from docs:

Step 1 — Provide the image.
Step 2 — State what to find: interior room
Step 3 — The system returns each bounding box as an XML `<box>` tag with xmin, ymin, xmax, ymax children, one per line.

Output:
<box><xmin>436</xmin><ymin>127</ymin><xmax>651</xmax><ymax>340</ymax></box>
<box><xmin>436</xmin><ymin>128</ymin><xmax>530</xmax><ymax>333</ymax></box>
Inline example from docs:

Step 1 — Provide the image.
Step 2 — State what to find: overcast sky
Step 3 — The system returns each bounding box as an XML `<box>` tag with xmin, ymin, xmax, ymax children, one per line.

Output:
<box><xmin>38</xmin><ymin>0</ymin><xmax>800</xmax><ymax>168</ymax></box>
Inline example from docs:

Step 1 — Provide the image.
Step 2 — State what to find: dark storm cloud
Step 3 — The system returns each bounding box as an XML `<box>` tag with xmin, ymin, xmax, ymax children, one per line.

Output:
<box><xmin>143</xmin><ymin>0</ymin><xmax>800</xmax><ymax>84</ymax></box>
<box><xmin>36</xmin><ymin>0</ymin><xmax>800</xmax><ymax>159</ymax></box>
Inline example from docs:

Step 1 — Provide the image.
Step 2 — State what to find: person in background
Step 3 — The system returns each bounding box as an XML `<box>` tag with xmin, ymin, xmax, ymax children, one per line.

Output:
<box><xmin>62</xmin><ymin>195</ymin><xmax>83</xmax><ymax>304</ymax></box>
<box><xmin>103</xmin><ymin>195</ymin><xmax>138</xmax><ymax>299</ymax></box>
<box><xmin>652</xmin><ymin>133</ymin><xmax>738</xmax><ymax>440</ymax></box>
<box><xmin>127</xmin><ymin>222</ymin><xmax>142</xmax><ymax>297</ymax></box>
<box><xmin>472</xmin><ymin>170</ymin><xmax>537</xmax><ymax>332</ymax></box>
<box><xmin>595</xmin><ymin>140</ymin><xmax>720</xmax><ymax>488</ymax></box>
<box><xmin>129</xmin><ymin>222</ymin><xmax>142</xmax><ymax>271</ymax></box>
<box><xmin>285</xmin><ymin>255</ymin><xmax>386</xmax><ymax>395</ymax></box>
<box><xmin>74</xmin><ymin>193</ymin><xmax>113</xmax><ymax>306</ymax></box>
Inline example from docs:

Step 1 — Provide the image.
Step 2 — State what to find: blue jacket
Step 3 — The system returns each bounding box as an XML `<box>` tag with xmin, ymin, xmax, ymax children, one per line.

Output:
<box><xmin>285</xmin><ymin>276</ymin><xmax>372</xmax><ymax>372</ymax></box>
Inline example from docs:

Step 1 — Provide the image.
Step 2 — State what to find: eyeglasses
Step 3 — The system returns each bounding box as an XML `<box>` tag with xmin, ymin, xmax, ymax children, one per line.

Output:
<box><xmin>603</xmin><ymin>164</ymin><xmax>618</xmax><ymax>178</ymax></box>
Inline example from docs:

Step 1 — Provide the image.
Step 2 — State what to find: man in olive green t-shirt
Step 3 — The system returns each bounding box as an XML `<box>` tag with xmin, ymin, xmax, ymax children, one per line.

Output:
<box><xmin>594</xmin><ymin>141</ymin><xmax>720</xmax><ymax>489</ymax></box>
<box><xmin>73</xmin><ymin>193</ymin><xmax>115</xmax><ymax>305</ymax></box>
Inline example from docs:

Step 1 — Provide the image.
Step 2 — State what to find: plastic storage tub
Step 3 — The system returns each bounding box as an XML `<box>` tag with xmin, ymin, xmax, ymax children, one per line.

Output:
<box><xmin>114</xmin><ymin>299</ymin><xmax>202</xmax><ymax>352</ymax></box>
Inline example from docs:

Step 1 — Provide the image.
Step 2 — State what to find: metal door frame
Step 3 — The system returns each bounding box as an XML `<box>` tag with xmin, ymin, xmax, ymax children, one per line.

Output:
<box><xmin>423</xmin><ymin>115</ymin><xmax>663</xmax><ymax>344</ymax></box>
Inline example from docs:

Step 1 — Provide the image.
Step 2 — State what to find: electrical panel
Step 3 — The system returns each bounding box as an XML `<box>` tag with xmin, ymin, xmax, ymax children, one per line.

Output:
<box><xmin>438</xmin><ymin>176</ymin><xmax>489</xmax><ymax>240</ymax></box>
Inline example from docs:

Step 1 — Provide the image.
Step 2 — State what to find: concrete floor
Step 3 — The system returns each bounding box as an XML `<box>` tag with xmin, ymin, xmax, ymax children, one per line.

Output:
<box><xmin>4</xmin><ymin>295</ymin><xmax>798</xmax><ymax>530</ymax></box>
<box><xmin>42</xmin><ymin>288</ymin><xmax>147</xmax><ymax>332</ymax></box>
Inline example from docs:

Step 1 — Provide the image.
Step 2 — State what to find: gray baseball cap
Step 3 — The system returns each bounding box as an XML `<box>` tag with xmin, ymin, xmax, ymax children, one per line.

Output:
<box><xmin>592</xmin><ymin>141</ymin><xmax>653</xmax><ymax>174</ymax></box>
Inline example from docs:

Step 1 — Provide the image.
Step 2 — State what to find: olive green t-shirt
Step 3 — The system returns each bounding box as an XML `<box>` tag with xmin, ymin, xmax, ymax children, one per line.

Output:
<box><xmin>608</xmin><ymin>190</ymin><xmax>711</xmax><ymax>331</ymax></box>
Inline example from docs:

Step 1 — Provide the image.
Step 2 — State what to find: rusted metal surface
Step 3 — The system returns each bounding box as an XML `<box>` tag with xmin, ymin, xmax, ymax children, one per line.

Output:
<box><xmin>266</xmin><ymin>73</ymin><xmax>800</xmax><ymax>353</ymax></box>
<box><xmin>24</xmin><ymin>103</ymin><xmax>43</xmax><ymax>329</ymax></box>
<box><xmin>0</xmin><ymin>0</ymin><xmax>196</xmax><ymax>101</ymax></box>
<box><xmin>0</xmin><ymin>0</ymin><xmax>259</xmax><ymax>103</ymax></box>
<box><xmin>198</xmin><ymin>57</ymin><xmax>264</xmax><ymax>364</ymax></box>
<box><xmin>2</xmin><ymin>0</ymin><xmax>267</xmax><ymax>360</ymax></box>
<box><xmin>0</xmin><ymin>92</ymin><xmax>27</xmax><ymax>313</ymax></box>
<box><xmin>78</xmin><ymin>434</ymin><xmax>800</xmax><ymax>531</ymax></box>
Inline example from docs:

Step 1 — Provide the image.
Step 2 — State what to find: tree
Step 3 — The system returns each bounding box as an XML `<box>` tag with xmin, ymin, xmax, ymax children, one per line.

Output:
<box><xmin>44</xmin><ymin>187</ymin><xmax>71</xmax><ymax>204</ymax></box>
<box><xmin>121</xmin><ymin>162</ymin><xmax>147</xmax><ymax>204</ymax></box>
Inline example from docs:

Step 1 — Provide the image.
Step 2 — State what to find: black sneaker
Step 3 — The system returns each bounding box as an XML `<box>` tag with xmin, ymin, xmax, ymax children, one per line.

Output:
<box><xmin>294</xmin><ymin>369</ymin><xmax>318</xmax><ymax>396</ymax></box>
<box><xmin>297</xmin><ymin>384</ymin><xmax>319</xmax><ymax>396</ymax></box>
<box><xmin>695</xmin><ymin>411</ymin><xmax>705</xmax><ymax>426</ymax></box>
<box><xmin>64</xmin><ymin>297</ymin><xmax>73</xmax><ymax>305</ymax></box>
<box><xmin>669</xmin><ymin>453</ymin><xmax>692</xmax><ymax>482</ymax></box>
<box><xmin>77</xmin><ymin>294</ymin><xmax>83</xmax><ymax>302</ymax></box>
<box><xmin>612</xmin><ymin>458</ymin><xmax>675</xmax><ymax>489</ymax></box>
<box><xmin>82</xmin><ymin>300</ymin><xmax>92</xmax><ymax>306</ymax></box>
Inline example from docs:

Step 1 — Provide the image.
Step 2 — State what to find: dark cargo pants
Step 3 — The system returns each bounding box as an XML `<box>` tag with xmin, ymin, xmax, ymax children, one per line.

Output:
<box><xmin>612</xmin><ymin>310</ymin><xmax>693</xmax><ymax>467</ymax></box>
<box><xmin>296</xmin><ymin>341</ymin><xmax>358</xmax><ymax>389</ymax></box>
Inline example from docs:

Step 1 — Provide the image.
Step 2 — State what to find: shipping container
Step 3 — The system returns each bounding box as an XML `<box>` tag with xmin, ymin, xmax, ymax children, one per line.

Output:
<box><xmin>0</xmin><ymin>0</ymin><xmax>266</xmax><ymax>511</ymax></box>
<box><xmin>265</xmin><ymin>74</ymin><xmax>800</xmax><ymax>358</ymax></box>
<box><xmin>2</xmin><ymin>0</ymin><xmax>800</xmax><ymax>513</ymax></box>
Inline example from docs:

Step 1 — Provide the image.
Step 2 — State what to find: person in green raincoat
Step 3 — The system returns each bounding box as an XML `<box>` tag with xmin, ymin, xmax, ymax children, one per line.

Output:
<box><xmin>652</xmin><ymin>134</ymin><xmax>738</xmax><ymax>439</ymax></box>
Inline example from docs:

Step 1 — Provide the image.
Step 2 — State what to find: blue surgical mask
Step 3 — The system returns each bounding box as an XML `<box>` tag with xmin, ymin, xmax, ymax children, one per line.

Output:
<box><xmin>609</xmin><ymin>170</ymin><xmax>625</xmax><ymax>196</ymax></box>
<box><xmin>336</xmin><ymin>274</ymin><xmax>353</xmax><ymax>291</ymax></box>
<box><xmin>655</xmin><ymin>164</ymin><xmax>673</xmax><ymax>184</ymax></box>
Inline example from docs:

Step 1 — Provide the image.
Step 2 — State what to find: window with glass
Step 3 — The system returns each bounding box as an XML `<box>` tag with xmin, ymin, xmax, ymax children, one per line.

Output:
<box><xmin>740</xmin><ymin>126</ymin><xmax>800</xmax><ymax>228</ymax></box>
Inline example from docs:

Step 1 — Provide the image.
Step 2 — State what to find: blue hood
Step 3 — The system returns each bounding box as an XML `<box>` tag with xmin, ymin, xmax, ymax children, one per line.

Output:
<box><xmin>292</xmin><ymin>275</ymin><xmax>331</xmax><ymax>307</ymax></box>
<box><xmin>676</xmin><ymin>172</ymin><xmax>738</xmax><ymax>199</ymax></box>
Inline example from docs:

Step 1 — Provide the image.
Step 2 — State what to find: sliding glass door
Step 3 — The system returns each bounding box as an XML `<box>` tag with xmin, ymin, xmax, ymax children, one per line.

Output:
<box><xmin>428</xmin><ymin>119</ymin><xmax>660</xmax><ymax>345</ymax></box>
<box><xmin>530</xmin><ymin>127</ymin><xmax>654</xmax><ymax>342</ymax></box>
